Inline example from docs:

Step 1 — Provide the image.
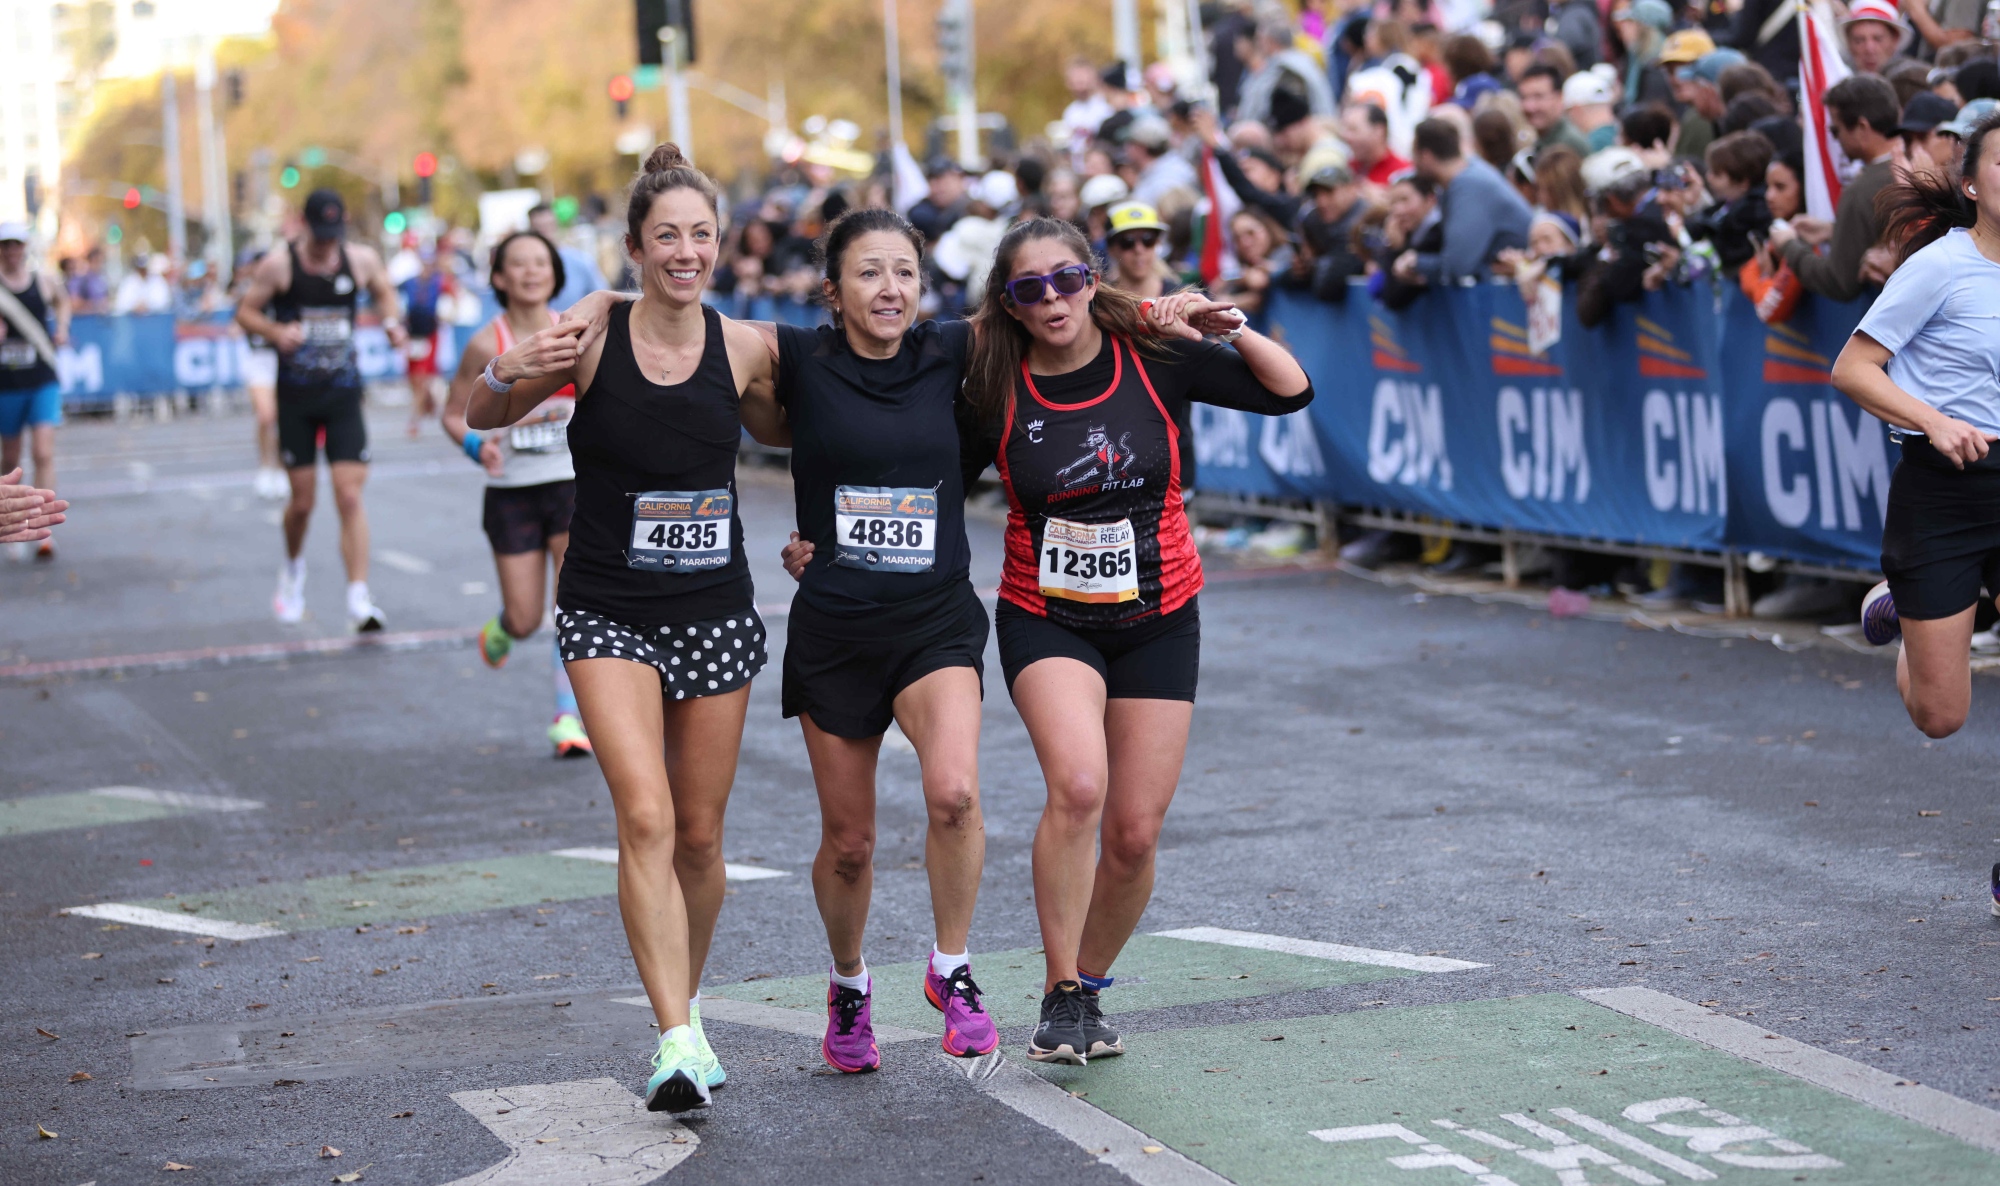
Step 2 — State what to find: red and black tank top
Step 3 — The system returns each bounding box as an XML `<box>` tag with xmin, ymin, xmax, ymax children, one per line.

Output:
<box><xmin>996</xmin><ymin>335</ymin><xmax>1201</xmax><ymax>629</ymax></box>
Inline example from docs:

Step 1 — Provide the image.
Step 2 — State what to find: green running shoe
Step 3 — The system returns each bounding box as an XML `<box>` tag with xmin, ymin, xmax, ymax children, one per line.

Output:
<box><xmin>548</xmin><ymin>713</ymin><xmax>593</xmax><ymax>759</ymax></box>
<box><xmin>690</xmin><ymin>1000</ymin><xmax>726</xmax><ymax>1088</ymax></box>
<box><xmin>478</xmin><ymin>616</ymin><xmax>513</xmax><ymax>669</ymax></box>
<box><xmin>644</xmin><ymin>1026</ymin><xmax>712</xmax><ymax>1112</ymax></box>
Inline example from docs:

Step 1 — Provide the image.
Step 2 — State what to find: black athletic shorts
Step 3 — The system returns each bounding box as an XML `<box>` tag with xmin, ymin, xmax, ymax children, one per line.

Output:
<box><xmin>555</xmin><ymin>606</ymin><xmax>767</xmax><ymax>700</ymax></box>
<box><xmin>995</xmin><ymin>597</ymin><xmax>1200</xmax><ymax>702</ymax></box>
<box><xmin>782</xmin><ymin>581</ymin><xmax>989</xmax><ymax>739</ymax></box>
<box><xmin>277</xmin><ymin>382</ymin><xmax>368</xmax><ymax>468</ymax></box>
<box><xmin>1881</xmin><ymin>438</ymin><xmax>2000</xmax><ymax>621</ymax></box>
<box><xmin>483</xmin><ymin>481</ymin><xmax>576</xmax><ymax>555</ymax></box>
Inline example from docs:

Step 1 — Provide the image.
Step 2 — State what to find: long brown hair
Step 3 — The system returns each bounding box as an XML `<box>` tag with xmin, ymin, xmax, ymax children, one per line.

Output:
<box><xmin>624</xmin><ymin>143</ymin><xmax>720</xmax><ymax>254</ymax></box>
<box><xmin>1882</xmin><ymin>112</ymin><xmax>2000</xmax><ymax>265</ymax></box>
<box><xmin>965</xmin><ymin>218</ymin><xmax>1177</xmax><ymax>423</ymax></box>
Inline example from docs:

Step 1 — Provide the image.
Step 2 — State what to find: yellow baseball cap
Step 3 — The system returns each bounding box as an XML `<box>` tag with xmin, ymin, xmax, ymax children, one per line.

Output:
<box><xmin>1658</xmin><ymin>28</ymin><xmax>1716</xmax><ymax>66</ymax></box>
<box><xmin>1106</xmin><ymin>201</ymin><xmax>1168</xmax><ymax>236</ymax></box>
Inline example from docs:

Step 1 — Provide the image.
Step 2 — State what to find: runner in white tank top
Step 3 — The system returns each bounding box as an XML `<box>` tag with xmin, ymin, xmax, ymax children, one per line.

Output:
<box><xmin>441</xmin><ymin>230</ymin><xmax>589</xmax><ymax>757</ymax></box>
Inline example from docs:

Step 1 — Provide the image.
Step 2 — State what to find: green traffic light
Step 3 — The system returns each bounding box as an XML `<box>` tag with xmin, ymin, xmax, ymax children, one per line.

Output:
<box><xmin>280</xmin><ymin>166</ymin><xmax>300</xmax><ymax>189</ymax></box>
<box><xmin>299</xmin><ymin>146</ymin><xmax>326</xmax><ymax>168</ymax></box>
<box><xmin>105</xmin><ymin>224</ymin><xmax>123</xmax><ymax>245</ymax></box>
<box><xmin>383</xmin><ymin>211</ymin><xmax>408</xmax><ymax>235</ymax></box>
<box><xmin>552</xmin><ymin>196</ymin><xmax>579</xmax><ymax>226</ymax></box>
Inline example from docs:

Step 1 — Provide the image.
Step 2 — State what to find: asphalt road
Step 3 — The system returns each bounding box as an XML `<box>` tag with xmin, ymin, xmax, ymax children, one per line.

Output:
<box><xmin>3</xmin><ymin>403</ymin><xmax>1997</xmax><ymax>1185</ymax></box>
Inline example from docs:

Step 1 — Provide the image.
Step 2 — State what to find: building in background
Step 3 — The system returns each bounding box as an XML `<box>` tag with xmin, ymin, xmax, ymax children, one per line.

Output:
<box><xmin>2</xmin><ymin>1</ymin><xmax>64</xmax><ymax>234</ymax></box>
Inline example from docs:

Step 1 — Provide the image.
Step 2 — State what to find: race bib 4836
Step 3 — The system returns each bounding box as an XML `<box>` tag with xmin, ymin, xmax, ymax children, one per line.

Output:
<box><xmin>833</xmin><ymin>485</ymin><xmax>938</xmax><ymax>572</ymax></box>
<box><xmin>627</xmin><ymin>488</ymin><xmax>733</xmax><ymax>572</ymax></box>
<box><xmin>1039</xmin><ymin>515</ymin><xmax>1139</xmax><ymax>603</ymax></box>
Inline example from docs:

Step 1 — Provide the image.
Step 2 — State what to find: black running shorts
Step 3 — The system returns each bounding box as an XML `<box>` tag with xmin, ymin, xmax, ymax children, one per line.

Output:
<box><xmin>556</xmin><ymin>607</ymin><xmax>767</xmax><ymax>700</ymax></box>
<box><xmin>277</xmin><ymin>382</ymin><xmax>368</xmax><ymax>468</ymax></box>
<box><xmin>1881</xmin><ymin>439</ymin><xmax>2000</xmax><ymax>621</ymax></box>
<box><xmin>782</xmin><ymin>581</ymin><xmax>989</xmax><ymax>739</ymax></box>
<box><xmin>483</xmin><ymin>481</ymin><xmax>576</xmax><ymax>556</ymax></box>
<box><xmin>995</xmin><ymin>597</ymin><xmax>1200</xmax><ymax>702</ymax></box>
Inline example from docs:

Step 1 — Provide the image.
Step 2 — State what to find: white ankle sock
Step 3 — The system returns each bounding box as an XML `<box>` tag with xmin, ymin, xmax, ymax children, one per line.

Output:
<box><xmin>285</xmin><ymin>556</ymin><xmax>305</xmax><ymax>582</ymax></box>
<box><xmin>346</xmin><ymin>580</ymin><xmax>371</xmax><ymax>612</ymax></box>
<box><xmin>931</xmin><ymin>948</ymin><xmax>969</xmax><ymax>976</ymax></box>
<box><xmin>830</xmin><ymin>963</ymin><xmax>869</xmax><ymax>992</ymax></box>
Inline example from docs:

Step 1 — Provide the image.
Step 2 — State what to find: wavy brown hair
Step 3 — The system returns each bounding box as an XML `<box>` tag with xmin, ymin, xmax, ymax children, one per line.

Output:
<box><xmin>965</xmin><ymin>218</ymin><xmax>1181</xmax><ymax>423</ymax></box>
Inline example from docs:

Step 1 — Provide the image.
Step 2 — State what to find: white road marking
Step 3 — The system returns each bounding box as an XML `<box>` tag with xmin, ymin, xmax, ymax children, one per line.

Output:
<box><xmin>440</xmin><ymin>1077</ymin><xmax>697</xmax><ymax>1186</ymax></box>
<box><xmin>1578</xmin><ymin>986</ymin><xmax>2000</xmax><ymax>1155</ymax></box>
<box><xmin>89</xmin><ymin>786</ymin><xmax>263</xmax><ymax>812</ymax></box>
<box><xmin>551</xmin><ymin>847</ymin><xmax>788</xmax><ymax>881</ymax></box>
<box><xmin>378</xmin><ymin>549</ymin><xmax>435</xmax><ymax>575</ymax></box>
<box><xmin>59</xmin><ymin>903</ymin><xmax>282</xmax><ymax>941</ymax></box>
<box><xmin>1152</xmin><ymin>926</ymin><xmax>1489</xmax><ymax>972</ymax></box>
<box><xmin>608</xmin><ymin>994</ymin><xmax>937</xmax><ymax>1042</ymax></box>
<box><xmin>950</xmin><ymin>1052</ymin><xmax>1231</xmax><ymax>1185</ymax></box>
<box><xmin>1546</xmin><ymin>1108</ymin><xmax>1714</xmax><ymax>1180</ymax></box>
<box><xmin>462</xmin><ymin>581</ymin><xmax>490</xmax><ymax>595</ymax></box>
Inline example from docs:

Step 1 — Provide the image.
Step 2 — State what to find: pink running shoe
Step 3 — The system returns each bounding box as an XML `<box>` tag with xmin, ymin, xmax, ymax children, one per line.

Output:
<box><xmin>925</xmin><ymin>962</ymin><xmax>999</xmax><ymax>1057</ymax></box>
<box><xmin>822</xmin><ymin>974</ymin><xmax>880</xmax><ymax>1073</ymax></box>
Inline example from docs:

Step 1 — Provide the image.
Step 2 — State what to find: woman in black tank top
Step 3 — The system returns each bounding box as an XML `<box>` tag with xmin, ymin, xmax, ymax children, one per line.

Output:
<box><xmin>470</xmin><ymin>145</ymin><xmax>786</xmax><ymax>1113</ymax></box>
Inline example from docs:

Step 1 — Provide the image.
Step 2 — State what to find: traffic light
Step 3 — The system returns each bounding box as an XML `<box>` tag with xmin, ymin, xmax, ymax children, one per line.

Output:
<box><xmin>123</xmin><ymin>186</ymin><xmax>142</xmax><ymax>210</ymax></box>
<box><xmin>413</xmin><ymin>152</ymin><xmax>437</xmax><ymax>205</ymax></box>
<box><xmin>225</xmin><ymin>69</ymin><xmax>244</xmax><ymax>107</ymax></box>
<box><xmin>608</xmin><ymin>74</ymin><xmax>635</xmax><ymax>120</ymax></box>
<box><xmin>636</xmin><ymin>0</ymin><xmax>696</xmax><ymax>66</ymax></box>
<box><xmin>280</xmin><ymin>164</ymin><xmax>300</xmax><ymax>189</ymax></box>
<box><xmin>383</xmin><ymin>211</ymin><xmax>408</xmax><ymax>235</ymax></box>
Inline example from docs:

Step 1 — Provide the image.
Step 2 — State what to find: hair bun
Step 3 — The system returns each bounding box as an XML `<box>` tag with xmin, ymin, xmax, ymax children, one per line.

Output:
<box><xmin>643</xmin><ymin>143</ymin><xmax>689</xmax><ymax>174</ymax></box>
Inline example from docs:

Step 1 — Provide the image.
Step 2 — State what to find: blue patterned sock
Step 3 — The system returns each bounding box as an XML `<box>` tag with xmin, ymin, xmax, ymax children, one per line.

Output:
<box><xmin>1078</xmin><ymin>970</ymin><xmax>1114</xmax><ymax>993</ymax></box>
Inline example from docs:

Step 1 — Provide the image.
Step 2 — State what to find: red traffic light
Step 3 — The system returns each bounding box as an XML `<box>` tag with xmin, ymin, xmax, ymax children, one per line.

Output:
<box><xmin>413</xmin><ymin>151</ymin><xmax>438</xmax><ymax>178</ymax></box>
<box><xmin>122</xmin><ymin>187</ymin><xmax>142</xmax><ymax>210</ymax></box>
<box><xmin>608</xmin><ymin>74</ymin><xmax>635</xmax><ymax>103</ymax></box>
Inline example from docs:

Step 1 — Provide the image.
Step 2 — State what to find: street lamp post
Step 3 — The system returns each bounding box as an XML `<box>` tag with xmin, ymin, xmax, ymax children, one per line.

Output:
<box><xmin>660</xmin><ymin>1</ymin><xmax>694</xmax><ymax>162</ymax></box>
<box><xmin>161</xmin><ymin>71</ymin><xmax>187</xmax><ymax>264</ymax></box>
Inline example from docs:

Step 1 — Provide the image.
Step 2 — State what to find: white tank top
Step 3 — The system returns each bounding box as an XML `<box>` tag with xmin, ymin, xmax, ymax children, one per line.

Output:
<box><xmin>486</xmin><ymin>312</ymin><xmax>577</xmax><ymax>489</ymax></box>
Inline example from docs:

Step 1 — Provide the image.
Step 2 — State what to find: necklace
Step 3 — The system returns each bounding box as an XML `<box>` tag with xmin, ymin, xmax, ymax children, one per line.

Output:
<box><xmin>632</xmin><ymin>323</ymin><xmax>700</xmax><ymax>384</ymax></box>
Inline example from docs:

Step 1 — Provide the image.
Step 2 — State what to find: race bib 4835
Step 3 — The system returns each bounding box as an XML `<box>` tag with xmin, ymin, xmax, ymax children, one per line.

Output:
<box><xmin>833</xmin><ymin>485</ymin><xmax>938</xmax><ymax>572</ymax></box>
<box><xmin>627</xmin><ymin>488</ymin><xmax>733</xmax><ymax>572</ymax></box>
<box><xmin>1039</xmin><ymin>515</ymin><xmax>1139</xmax><ymax>603</ymax></box>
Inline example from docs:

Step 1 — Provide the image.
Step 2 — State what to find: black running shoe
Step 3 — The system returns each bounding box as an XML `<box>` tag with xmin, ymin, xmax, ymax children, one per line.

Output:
<box><xmin>1990</xmin><ymin>863</ymin><xmax>1999</xmax><ymax>919</ymax></box>
<box><xmin>1080</xmin><ymin>990</ymin><xmax>1124</xmax><ymax>1058</ymax></box>
<box><xmin>1028</xmin><ymin>980</ymin><xmax>1090</xmax><ymax>1065</ymax></box>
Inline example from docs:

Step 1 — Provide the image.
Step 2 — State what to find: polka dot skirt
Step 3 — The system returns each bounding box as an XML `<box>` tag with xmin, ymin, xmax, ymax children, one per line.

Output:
<box><xmin>555</xmin><ymin>607</ymin><xmax>767</xmax><ymax>699</ymax></box>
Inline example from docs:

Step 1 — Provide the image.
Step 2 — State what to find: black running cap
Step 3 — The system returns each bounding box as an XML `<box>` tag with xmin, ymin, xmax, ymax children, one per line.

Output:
<box><xmin>304</xmin><ymin>189</ymin><xmax>346</xmax><ymax>240</ymax></box>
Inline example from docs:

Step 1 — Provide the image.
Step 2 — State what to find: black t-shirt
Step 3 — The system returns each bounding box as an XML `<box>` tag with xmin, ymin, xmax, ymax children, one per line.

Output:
<box><xmin>962</xmin><ymin>334</ymin><xmax>1311</xmax><ymax>489</ymax></box>
<box><xmin>776</xmin><ymin>319</ymin><xmax>975</xmax><ymax>618</ymax></box>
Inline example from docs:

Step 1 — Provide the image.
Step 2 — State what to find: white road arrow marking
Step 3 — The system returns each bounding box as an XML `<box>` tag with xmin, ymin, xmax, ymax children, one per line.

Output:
<box><xmin>441</xmin><ymin>1077</ymin><xmax>696</xmax><ymax>1186</ymax></box>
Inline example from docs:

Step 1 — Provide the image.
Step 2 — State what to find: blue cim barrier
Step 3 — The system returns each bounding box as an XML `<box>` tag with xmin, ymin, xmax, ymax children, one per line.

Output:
<box><xmin>1194</xmin><ymin>283</ymin><xmax>1891</xmax><ymax>572</ymax></box>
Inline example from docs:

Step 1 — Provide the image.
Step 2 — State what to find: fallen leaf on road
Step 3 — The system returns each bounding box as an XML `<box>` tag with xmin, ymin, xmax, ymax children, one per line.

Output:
<box><xmin>395</xmin><ymin>926</ymin><xmax>426</xmax><ymax>935</ymax></box>
<box><xmin>372</xmin><ymin>968</ymin><xmax>387</xmax><ymax>976</ymax></box>
<box><xmin>69</xmin><ymin>1072</ymin><xmax>91</xmax><ymax>1082</ymax></box>
<box><xmin>532</xmin><ymin>974</ymin><xmax>561</xmax><ymax>980</ymax></box>
<box><xmin>247</xmin><ymin>1003</ymin><xmax>270</xmax><ymax>1010</ymax></box>
<box><xmin>1804</xmin><ymin>801</ymin><xmax>1820</xmax><ymax>807</ymax></box>
<box><xmin>1919</xmin><ymin>810</ymin><xmax>1941</xmax><ymax>817</ymax></box>
<box><xmin>164</xmin><ymin>1163</ymin><xmax>193</xmax><ymax>1171</ymax></box>
<box><xmin>298</xmin><ymin>956</ymin><xmax>321</xmax><ymax>963</ymax></box>
<box><xmin>1202</xmin><ymin>1067</ymin><xmax>1232</xmax><ymax>1073</ymax></box>
<box><xmin>157</xmin><ymin>977</ymin><xmax>175</xmax><ymax>984</ymax></box>
<box><xmin>37</xmin><ymin>1124</ymin><xmax>57</xmax><ymax>1139</ymax></box>
<box><xmin>481</xmin><ymin>982</ymin><xmax>498</xmax><ymax>988</ymax></box>
<box><xmin>273</xmin><ymin>1079</ymin><xmax>303</xmax><ymax>1086</ymax></box>
<box><xmin>35</xmin><ymin>1028</ymin><xmax>59</xmax><ymax>1040</ymax></box>
<box><xmin>552</xmin><ymin>1001</ymin><xmax>571</xmax><ymax>1008</ymax></box>
<box><xmin>1698</xmin><ymin>1000</ymin><xmax>1721</xmax><ymax>1007</ymax></box>
<box><xmin>1591</xmin><ymin>1069</ymin><xmax>1609</xmax><ymax>1075</ymax></box>
<box><xmin>319</xmin><ymin>1146</ymin><xmax>342</xmax><ymax>1159</ymax></box>
<box><xmin>280</xmin><ymin>1031</ymin><xmax>296</xmax><ymax>1037</ymax></box>
<box><xmin>535</xmin><ymin>1137</ymin><xmax>559</xmax><ymax>1144</ymax></box>
<box><xmin>389</xmin><ymin>1111</ymin><xmax>412</xmax><ymax>1118</ymax></box>
<box><xmin>332</xmin><ymin>1165</ymin><xmax>369</xmax><ymax>1183</ymax></box>
<box><xmin>1261</xmin><ymin>1035</ymin><xmax>1285</xmax><ymax>1042</ymax></box>
<box><xmin>346</xmin><ymin>901</ymin><xmax>376</xmax><ymax>910</ymax></box>
<box><xmin>81</xmin><ymin>953</ymin><xmax>101</xmax><ymax>960</ymax></box>
<box><xmin>98</xmin><ymin>924</ymin><xmax>126</xmax><ymax>931</ymax></box>
<box><xmin>1142</xmin><ymin>1146</ymin><xmax>1164</xmax><ymax>1154</ymax></box>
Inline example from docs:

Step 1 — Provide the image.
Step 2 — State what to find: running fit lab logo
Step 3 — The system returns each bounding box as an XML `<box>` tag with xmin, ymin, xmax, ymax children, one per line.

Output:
<box><xmin>1637</xmin><ymin>320</ymin><xmax>1725</xmax><ymax>516</ymax></box>
<box><xmin>1054</xmin><ymin>424</ymin><xmax>1139</xmax><ymax>491</ymax></box>
<box><xmin>1758</xmin><ymin>325</ymin><xmax>1888</xmax><ymax>532</ymax></box>
<box><xmin>1366</xmin><ymin>317</ymin><xmax>1451</xmax><ymax>490</ymax></box>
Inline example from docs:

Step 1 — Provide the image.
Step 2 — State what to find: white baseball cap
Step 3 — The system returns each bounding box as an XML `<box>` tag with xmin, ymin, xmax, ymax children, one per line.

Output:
<box><xmin>1078</xmin><ymin>173</ymin><xmax>1130</xmax><ymax>211</ymax></box>
<box><xmin>0</xmin><ymin>221</ymin><xmax>30</xmax><ymax>244</ymax></box>
<box><xmin>1562</xmin><ymin>70</ymin><xmax>1618</xmax><ymax>109</ymax></box>
<box><xmin>1581</xmin><ymin>147</ymin><xmax>1649</xmax><ymax>196</ymax></box>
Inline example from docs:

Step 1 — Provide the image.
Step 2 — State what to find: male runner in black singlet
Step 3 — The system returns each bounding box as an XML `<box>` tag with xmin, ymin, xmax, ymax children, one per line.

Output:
<box><xmin>235</xmin><ymin>191</ymin><xmax>407</xmax><ymax>630</ymax></box>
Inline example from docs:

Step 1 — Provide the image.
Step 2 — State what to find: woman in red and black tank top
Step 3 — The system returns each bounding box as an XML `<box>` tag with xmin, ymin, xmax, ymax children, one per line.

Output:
<box><xmin>963</xmin><ymin>218</ymin><xmax>1311</xmax><ymax>1065</ymax></box>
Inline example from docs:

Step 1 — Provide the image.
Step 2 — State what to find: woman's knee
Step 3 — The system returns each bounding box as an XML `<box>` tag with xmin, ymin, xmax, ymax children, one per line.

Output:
<box><xmin>819</xmin><ymin>827</ymin><xmax>875</xmax><ymax>882</ymax></box>
<box><xmin>923</xmin><ymin>773</ymin><xmax>981</xmax><ymax>833</ymax></box>
<box><xmin>1044</xmin><ymin>769</ymin><xmax>1107</xmax><ymax>829</ymax></box>
<box><xmin>1907</xmin><ymin>699</ymin><xmax>1967</xmax><ymax>739</ymax></box>
<box><xmin>674</xmin><ymin>811</ymin><xmax>725</xmax><ymax>866</ymax></box>
<box><xmin>618</xmin><ymin>802</ymin><xmax>677</xmax><ymax>853</ymax></box>
<box><xmin>1099</xmin><ymin>816</ymin><xmax>1163</xmax><ymax>874</ymax></box>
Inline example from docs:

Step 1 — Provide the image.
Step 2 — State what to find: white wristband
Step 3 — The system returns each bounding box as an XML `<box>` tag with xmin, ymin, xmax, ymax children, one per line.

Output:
<box><xmin>481</xmin><ymin>358</ymin><xmax>515</xmax><ymax>394</ymax></box>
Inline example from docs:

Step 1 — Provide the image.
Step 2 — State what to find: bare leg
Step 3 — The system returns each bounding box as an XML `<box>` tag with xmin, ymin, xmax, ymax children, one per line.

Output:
<box><xmin>1012</xmin><ymin>658</ymin><xmax>1111</xmax><ymax>990</ymax></box>
<box><xmin>282</xmin><ymin>466</ymin><xmax>317</xmax><ymax>559</ymax></box>
<box><xmin>492</xmin><ymin>549</ymin><xmax>548</xmax><ymax>638</ymax></box>
<box><xmin>249</xmin><ymin>383</ymin><xmax>278</xmax><ymax>469</ymax></box>
<box><xmin>1898</xmin><ymin>606</ymin><xmax>1979</xmax><ymax>738</ymax></box>
<box><xmin>801</xmin><ymin>717</ymin><xmax>883</xmax><ymax>975</ymax></box>
<box><xmin>567</xmin><ymin>656</ymin><xmax>693</xmax><ymax>1030</ymax></box>
<box><xmin>328</xmin><ymin>460</ymin><xmax>370</xmax><ymax>583</ymax></box>
<box><xmin>27</xmin><ymin>423</ymin><xmax>54</xmax><ymax>494</ymax></box>
<box><xmin>1</xmin><ymin>436</ymin><xmax>20</xmax><ymax>481</ymax></box>
<box><xmin>662</xmin><ymin>683</ymin><xmax>751</xmax><ymax>990</ymax></box>
<box><xmin>892</xmin><ymin>666</ymin><xmax>986</xmax><ymax>956</ymax></box>
<box><xmin>1075</xmin><ymin>698</ymin><xmax>1193</xmax><ymax>978</ymax></box>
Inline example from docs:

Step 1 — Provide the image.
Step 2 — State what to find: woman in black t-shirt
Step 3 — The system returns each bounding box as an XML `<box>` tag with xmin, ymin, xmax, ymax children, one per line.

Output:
<box><xmin>767</xmin><ymin>209</ymin><xmax>998</xmax><ymax>1072</ymax></box>
<box><xmin>473</xmin><ymin>145</ymin><xmax>786</xmax><ymax>1114</ymax></box>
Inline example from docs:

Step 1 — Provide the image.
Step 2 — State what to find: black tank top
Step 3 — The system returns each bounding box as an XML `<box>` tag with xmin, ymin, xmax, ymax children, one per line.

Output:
<box><xmin>271</xmin><ymin>242</ymin><xmax>360</xmax><ymax>387</ymax></box>
<box><xmin>0</xmin><ymin>274</ymin><xmax>56</xmax><ymax>391</ymax></box>
<box><xmin>557</xmin><ymin>301</ymin><xmax>753</xmax><ymax>627</ymax></box>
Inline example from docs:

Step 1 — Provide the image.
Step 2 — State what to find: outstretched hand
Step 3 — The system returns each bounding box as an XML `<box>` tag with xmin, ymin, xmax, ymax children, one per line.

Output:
<box><xmin>494</xmin><ymin>321</ymin><xmax>586</xmax><ymax>383</ymax></box>
<box><xmin>781</xmin><ymin>532</ymin><xmax>814</xmax><ymax>581</ymax></box>
<box><xmin>1146</xmin><ymin>293</ymin><xmax>1243</xmax><ymax>341</ymax></box>
<box><xmin>0</xmin><ymin>468</ymin><xmax>66</xmax><ymax>543</ymax></box>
